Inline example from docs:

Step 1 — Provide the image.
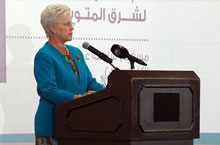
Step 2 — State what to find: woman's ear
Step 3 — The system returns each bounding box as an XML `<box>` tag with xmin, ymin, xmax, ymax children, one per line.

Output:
<box><xmin>48</xmin><ymin>24</ymin><xmax>56</xmax><ymax>34</ymax></box>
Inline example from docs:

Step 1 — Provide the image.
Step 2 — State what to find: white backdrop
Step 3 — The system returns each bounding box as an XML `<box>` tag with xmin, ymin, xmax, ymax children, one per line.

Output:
<box><xmin>1</xmin><ymin>0</ymin><xmax>220</xmax><ymax>134</ymax></box>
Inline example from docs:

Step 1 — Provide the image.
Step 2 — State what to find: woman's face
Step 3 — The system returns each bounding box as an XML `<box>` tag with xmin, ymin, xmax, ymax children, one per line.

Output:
<box><xmin>54</xmin><ymin>14</ymin><xmax>74</xmax><ymax>43</ymax></box>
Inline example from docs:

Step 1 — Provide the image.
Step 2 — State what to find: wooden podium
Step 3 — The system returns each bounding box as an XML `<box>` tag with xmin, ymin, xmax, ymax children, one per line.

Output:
<box><xmin>56</xmin><ymin>70</ymin><xmax>200</xmax><ymax>145</ymax></box>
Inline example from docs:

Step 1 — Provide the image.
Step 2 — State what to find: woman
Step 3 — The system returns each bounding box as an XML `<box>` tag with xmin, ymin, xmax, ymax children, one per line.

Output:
<box><xmin>34</xmin><ymin>4</ymin><xmax>103</xmax><ymax>144</ymax></box>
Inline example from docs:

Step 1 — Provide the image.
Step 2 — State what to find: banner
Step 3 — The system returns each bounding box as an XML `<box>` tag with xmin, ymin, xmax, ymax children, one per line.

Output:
<box><xmin>0</xmin><ymin>0</ymin><xmax>6</xmax><ymax>83</ymax></box>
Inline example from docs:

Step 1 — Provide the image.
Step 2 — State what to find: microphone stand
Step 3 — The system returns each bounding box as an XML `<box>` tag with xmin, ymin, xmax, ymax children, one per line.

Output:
<box><xmin>109</xmin><ymin>63</ymin><xmax>120</xmax><ymax>70</ymax></box>
<box><xmin>127</xmin><ymin>54</ymin><xmax>135</xmax><ymax>70</ymax></box>
<box><xmin>130</xmin><ymin>61</ymin><xmax>135</xmax><ymax>70</ymax></box>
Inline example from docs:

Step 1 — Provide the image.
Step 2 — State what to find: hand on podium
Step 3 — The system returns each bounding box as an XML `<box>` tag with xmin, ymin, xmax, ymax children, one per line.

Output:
<box><xmin>74</xmin><ymin>90</ymin><xmax>97</xmax><ymax>99</ymax></box>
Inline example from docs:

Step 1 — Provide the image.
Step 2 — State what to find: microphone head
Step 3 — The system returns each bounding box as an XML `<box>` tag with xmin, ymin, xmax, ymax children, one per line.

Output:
<box><xmin>111</xmin><ymin>44</ymin><xmax>129</xmax><ymax>58</ymax></box>
<box><xmin>82</xmin><ymin>42</ymin><xmax>90</xmax><ymax>49</ymax></box>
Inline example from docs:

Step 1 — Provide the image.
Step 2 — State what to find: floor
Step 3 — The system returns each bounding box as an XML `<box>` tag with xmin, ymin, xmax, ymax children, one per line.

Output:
<box><xmin>0</xmin><ymin>143</ymin><xmax>217</xmax><ymax>145</ymax></box>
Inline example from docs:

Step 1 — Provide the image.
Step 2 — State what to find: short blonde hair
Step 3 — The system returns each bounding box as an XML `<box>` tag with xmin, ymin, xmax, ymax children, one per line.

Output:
<box><xmin>40</xmin><ymin>4</ymin><xmax>70</xmax><ymax>38</ymax></box>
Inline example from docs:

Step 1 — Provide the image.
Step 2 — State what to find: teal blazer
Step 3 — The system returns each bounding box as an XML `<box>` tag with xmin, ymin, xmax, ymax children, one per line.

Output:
<box><xmin>34</xmin><ymin>42</ymin><xmax>103</xmax><ymax>136</ymax></box>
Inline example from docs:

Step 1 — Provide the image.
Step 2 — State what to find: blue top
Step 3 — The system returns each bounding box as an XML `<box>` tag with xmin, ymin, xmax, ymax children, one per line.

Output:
<box><xmin>34</xmin><ymin>42</ymin><xmax>103</xmax><ymax>136</ymax></box>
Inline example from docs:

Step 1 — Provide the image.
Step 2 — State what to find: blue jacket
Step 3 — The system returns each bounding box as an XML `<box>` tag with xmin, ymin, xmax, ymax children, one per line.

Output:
<box><xmin>34</xmin><ymin>42</ymin><xmax>103</xmax><ymax>136</ymax></box>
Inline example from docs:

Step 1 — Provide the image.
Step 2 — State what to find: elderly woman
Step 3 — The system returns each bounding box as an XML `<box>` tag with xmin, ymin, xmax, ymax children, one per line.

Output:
<box><xmin>34</xmin><ymin>4</ymin><xmax>103</xmax><ymax>144</ymax></box>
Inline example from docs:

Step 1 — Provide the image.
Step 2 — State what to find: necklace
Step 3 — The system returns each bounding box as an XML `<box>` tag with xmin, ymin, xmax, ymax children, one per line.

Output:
<box><xmin>64</xmin><ymin>46</ymin><xmax>70</xmax><ymax>55</ymax></box>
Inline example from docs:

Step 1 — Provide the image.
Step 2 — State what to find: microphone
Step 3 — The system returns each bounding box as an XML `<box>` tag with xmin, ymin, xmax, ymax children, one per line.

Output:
<box><xmin>82</xmin><ymin>42</ymin><xmax>113</xmax><ymax>64</ymax></box>
<box><xmin>111</xmin><ymin>44</ymin><xmax>147</xmax><ymax>66</ymax></box>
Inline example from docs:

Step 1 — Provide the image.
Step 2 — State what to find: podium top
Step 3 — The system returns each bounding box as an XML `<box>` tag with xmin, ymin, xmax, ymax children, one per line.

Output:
<box><xmin>110</xmin><ymin>69</ymin><xmax>200</xmax><ymax>81</ymax></box>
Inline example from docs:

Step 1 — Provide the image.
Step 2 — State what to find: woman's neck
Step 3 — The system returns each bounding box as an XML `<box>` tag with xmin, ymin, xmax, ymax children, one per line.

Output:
<box><xmin>48</xmin><ymin>37</ymin><xmax>68</xmax><ymax>55</ymax></box>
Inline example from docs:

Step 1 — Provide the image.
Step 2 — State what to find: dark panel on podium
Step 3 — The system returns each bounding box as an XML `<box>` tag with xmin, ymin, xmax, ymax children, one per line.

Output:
<box><xmin>56</xmin><ymin>69</ymin><xmax>200</xmax><ymax>145</ymax></box>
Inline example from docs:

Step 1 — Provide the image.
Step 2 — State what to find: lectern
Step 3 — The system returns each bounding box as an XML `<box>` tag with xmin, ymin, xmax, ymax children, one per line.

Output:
<box><xmin>56</xmin><ymin>70</ymin><xmax>200</xmax><ymax>145</ymax></box>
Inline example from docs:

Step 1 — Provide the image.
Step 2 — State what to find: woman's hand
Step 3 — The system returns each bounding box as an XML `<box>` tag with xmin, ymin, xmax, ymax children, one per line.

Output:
<box><xmin>74</xmin><ymin>90</ymin><xmax>96</xmax><ymax>100</ymax></box>
<box><xmin>84</xmin><ymin>90</ymin><xmax>96</xmax><ymax>96</ymax></box>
